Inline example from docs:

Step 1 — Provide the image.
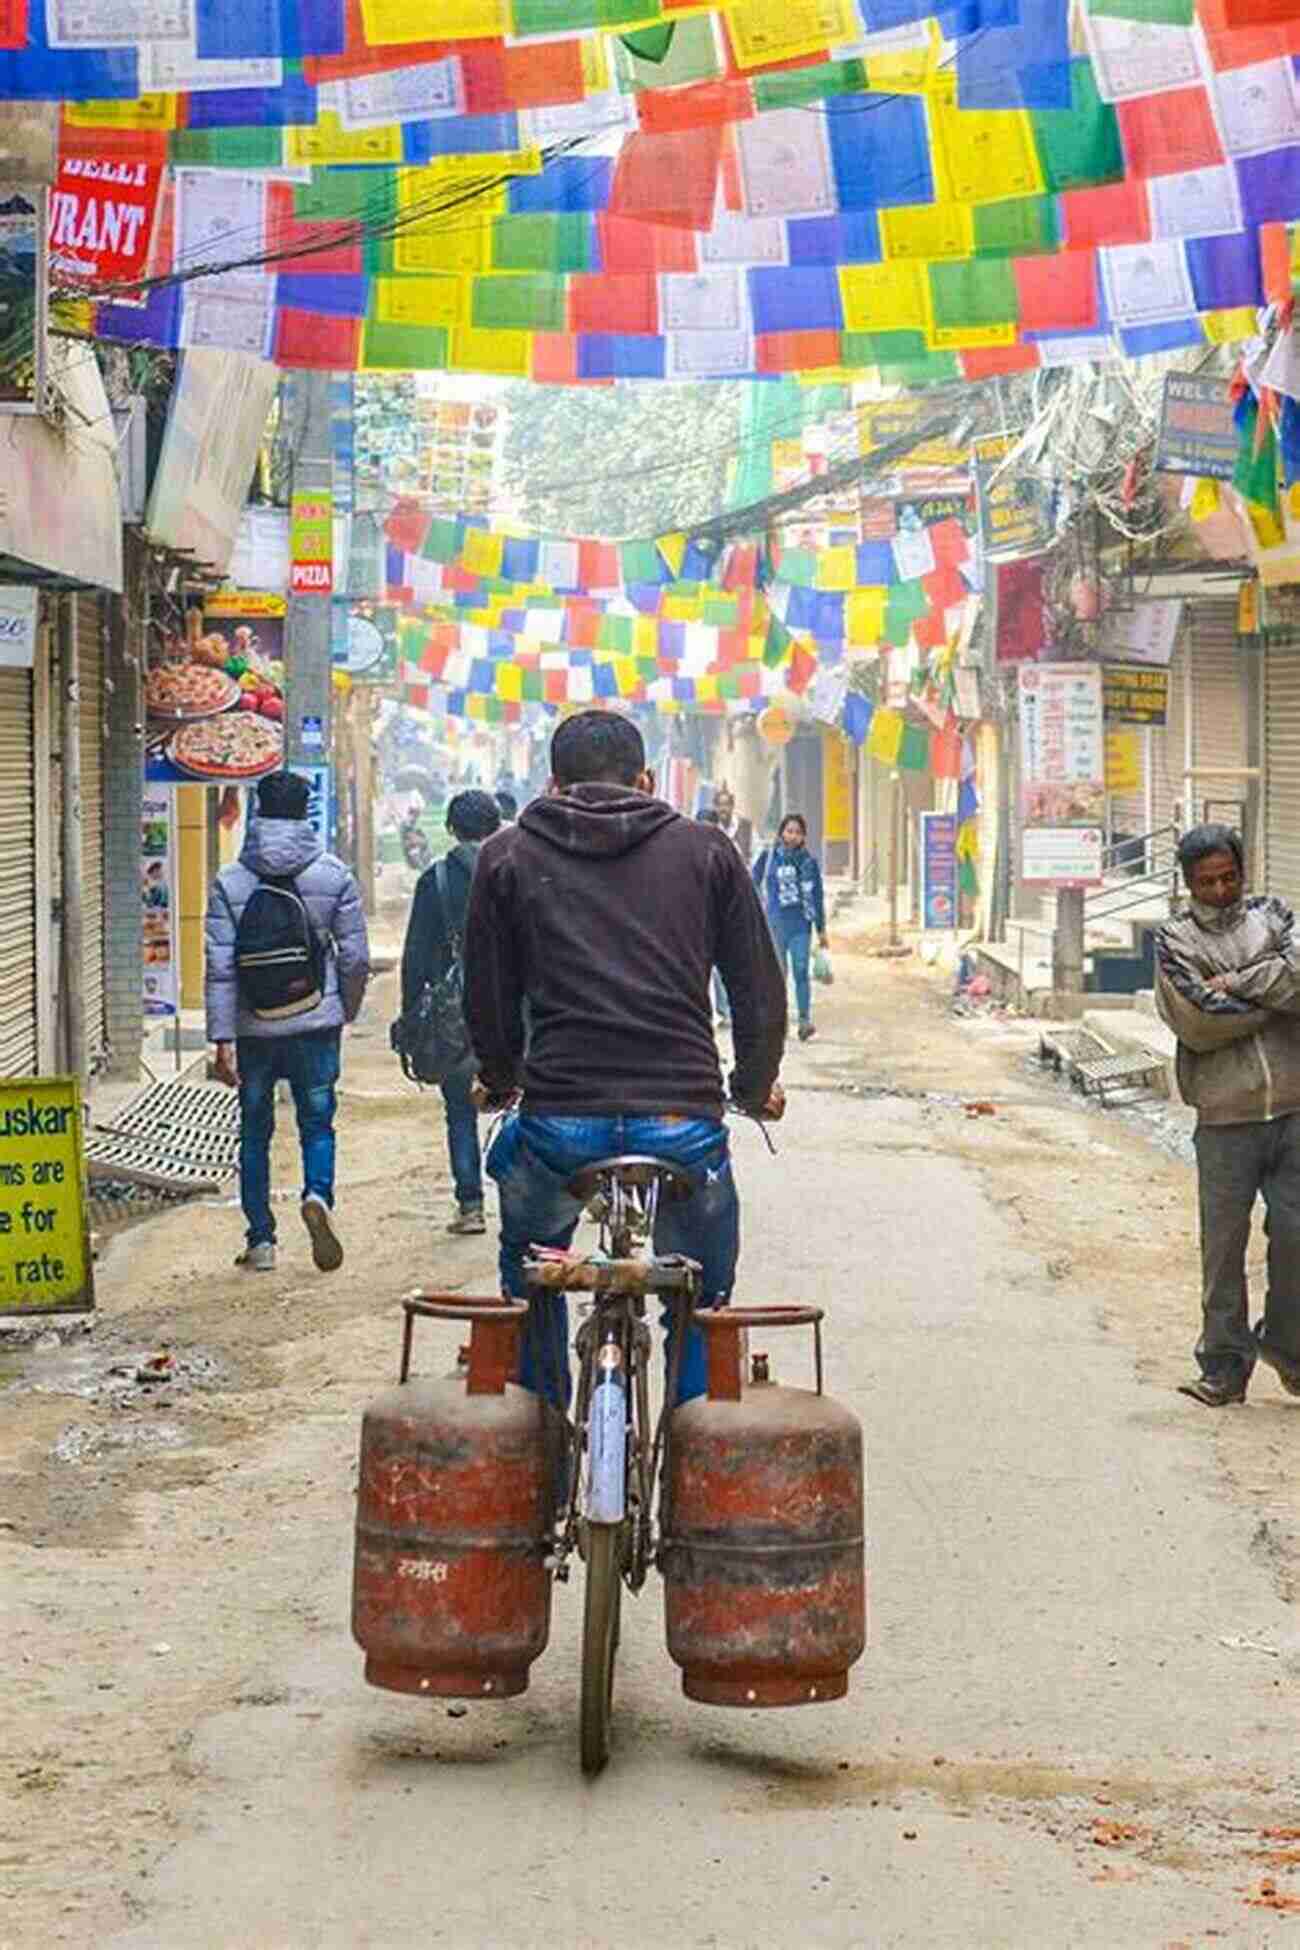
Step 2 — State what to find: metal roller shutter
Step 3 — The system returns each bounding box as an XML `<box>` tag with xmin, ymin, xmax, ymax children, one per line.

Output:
<box><xmin>76</xmin><ymin>595</ymin><xmax>107</xmax><ymax>1071</ymax></box>
<box><xmin>0</xmin><ymin>668</ymin><xmax>36</xmax><ymax>1077</ymax></box>
<box><xmin>1265</xmin><ymin>642</ymin><xmax>1300</xmax><ymax>914</ymax></box>
<box><xmin>1150</xmin><ymin>636</ymin><xmax>1186</xmax><ymax>837</ymax></box>
<box><xmin>1189</xmin><ymin>598</ymin><xmax>1248</xmax><ymax>832</ymax></box>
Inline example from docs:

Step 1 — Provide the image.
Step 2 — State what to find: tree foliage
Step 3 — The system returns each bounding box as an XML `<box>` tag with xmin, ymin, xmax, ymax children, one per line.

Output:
<box><xmin>500</xmin><ymin>380</ymin><xmax>744</xmax><ymax>539</ymax></box>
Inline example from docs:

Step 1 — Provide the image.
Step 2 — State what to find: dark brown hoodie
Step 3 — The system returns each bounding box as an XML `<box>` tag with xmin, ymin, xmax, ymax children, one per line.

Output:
<box><xmin>462</xmin><ymin>783</ymin><xmax>786</xmax><ymax>1118</ymax></box>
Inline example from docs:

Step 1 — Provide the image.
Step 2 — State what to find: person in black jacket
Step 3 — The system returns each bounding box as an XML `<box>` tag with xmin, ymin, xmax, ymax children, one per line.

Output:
<box><xmin>400</xmin><ymin>789</ymin><xmax>501</xmax><ymax>1235</ymax></box>
<box><xmin>463</xmin><ymin>711</ymin><xmax>786</xmax><ymax>1407</ymax></box>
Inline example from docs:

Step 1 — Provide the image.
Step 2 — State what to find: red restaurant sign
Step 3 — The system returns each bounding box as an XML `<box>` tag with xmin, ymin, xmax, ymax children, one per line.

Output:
<box><xmin>48</xmin><ymin>159</ymin><xmax>162</xmax><ymax>289</ymax></box>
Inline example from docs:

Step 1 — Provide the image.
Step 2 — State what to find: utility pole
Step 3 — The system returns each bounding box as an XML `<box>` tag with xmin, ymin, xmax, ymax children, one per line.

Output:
<box><xmin>284</xmin><ymin>370</ymin><xmax>333</xmax><ymax>774</ymax></box>
<box><xmin>1052</xmin><ymin>887</ymin><xmax>1085</xmax><ymax>1013</ymax></box>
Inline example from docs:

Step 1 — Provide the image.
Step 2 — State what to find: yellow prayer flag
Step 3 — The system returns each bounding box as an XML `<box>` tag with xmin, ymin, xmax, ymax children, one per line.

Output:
<box><xmin>362</xmin><ymin>0</ymin><xmax>505</xmax><ymax>41</ymax></box>
<box><xmin>496</xmin><ymin>663</ymin><xmax>524</xmax><ymax>703</ymax></box>
<box><xmin>723</xmin><ymin>0</ymin><xmax>859</xmax><ymax>68</ymax></box>
<box><xmin>463</xmin><ymin>528</ymin><xmax>505</xmax><ymax>577</ymax></box>
<box><xmin>657</xmin><ymin>531</ymin><xmax>688</xmax><ymax>578</ymax></box>
<box><xmin>839</xmin><ymin>260</ymin><xmax>928</xmax><ymax>331</ymax></box>
<box><xmin>846</xmin><ymin>589</ymin><xmax>886</xmax><ymax>646</ymax></box>
<box><xmin>374</xmin><ymin>275</ymin><xmax>469</xmax><ymax>329</ymax></box>
<box><xmin>695</xmin><ymin>674</ymin><xmax>720</xmax><ymax>703</ymax></box>
<box><xmin>448</xmin><ymin>326</ymin><xmax>532</xmax><ymax>377</ymax></box>
<box><xmin>928</xmin><ymin>81</ymin><xmax>1044</xmax><ymax>205</ymax></box>
<box><xmin>867</xmin><ymin>706</ymin><xmax>904</xmax><ymax>765</ymax></box>
<box><xmin>1189</xmin><ymin>478</ymin><xmax>1221</xmax><ymax>522</ymax></box>
<box><xmin>1201</xmin><ymin>307</ymin><xmax>1256</xmax><ymax>346</ymax></box>
<box><xmin>633</xmin><ymin>616</ymin><xmax>659</xmax><ymax>657</ymax></box>
<box><xmin>662</xmin><ymin>592</ymin><xmax>705</xmax><ymax>623</ymax></box>
<box><xmin>288</xmin><ymin>113</ymin><xmax>403</xmax><ymax>166</ymax></box>
<box><xmin>864</xmin><ymin>24</ymin><xmax>940</xmax><ymax>94</ymax></box>
<box><xmin>1247</xmin><ymin>501</ymin><xmax>1286</xmax><ymax>549</ymax></box>
<box><xmin>66</xmin><ymin>94</ymin><xmax>178</xmax><ymax>129</ymax></box>
<box><xmin>614</xmin><ymin>656</ymin><xmax>640</xmax><ymax>697</ymax></box>
<box><xmin>879</xmin><ymin>201</ymin><xmax>974</xmax><ymax>263</ymax></box>
<box><xmin>816</xmin><ymin>546</ymin><xmax>857</xmax><ymax>591</ymax></box>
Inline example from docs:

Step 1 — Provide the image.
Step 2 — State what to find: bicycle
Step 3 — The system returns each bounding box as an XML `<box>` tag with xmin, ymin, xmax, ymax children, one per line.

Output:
<box><xmin>522</xmin><ymin>1154</ymin><xmax>704</xmax><ymax>1776</ymax></box>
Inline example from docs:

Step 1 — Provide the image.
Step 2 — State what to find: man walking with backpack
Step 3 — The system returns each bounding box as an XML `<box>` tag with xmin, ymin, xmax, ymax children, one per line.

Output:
<box><xmin>399</xmin><ymin>790</ymin><xmax>501</xmax><ymax>1235</ymax></box>
<box><xmin>205</xmin><ymin>770</ymin><xmax>370</xmax><ymax>1273</ymax></box>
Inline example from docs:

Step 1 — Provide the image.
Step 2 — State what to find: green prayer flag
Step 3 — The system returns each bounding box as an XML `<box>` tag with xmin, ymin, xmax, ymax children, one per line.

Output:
<box><xmin>490</xmin><ymin>213</ymin><xmax>594</xmax><ymax>274</ymax></box>
<box><xmin>899</xmin><ymin>723</ymin><xmax>931</xmax><ymax>772</ymax></box>
<box><xmin>1088</xmin><ymin>0</ymin><xmax>1192</xmax><ymax>21</ymax></box>
<box><xmin>973</xmin><ymin>195</ymin><xmax>1059</xmax><ymax>259</ymax></box>
<box><xmin>617</xmin><ymin>13</ymin><xmax>717</xmax><ymax>89</ymax></box>
<box><xmin>927</xmin><ymin>258</ymin><xmax>1019</xmax><ymax>331</ymax></box>
<box><xmin>876</xmin><ymin>352</ymin><xmax>960</xmax><ymax>386</ymax></box>
<box><xmin>420</xmin><ymin>516</ymin><xmax>460</xmax><ymax>564</ymax></box>
<box><xmin>958</xmin><ymin>857</ymin><xmax>978</xmax><ymax>897</ymax></box>
<box><xmin>763</xmin><ymin>614</ymin><xmax>792</xmax><ymax>668</ymax></box>
<box><xmin>753</xmin><ymin>59</ymin><xmax>866</xmax><ymax>110</ymax></box>
<box><xmin>170</xmin><ymin>127</ymin><xmax>283</xmax><ymax>168</ymax></box>
<box><xmin>361</xmin><ymin>322</ymin><xmax>448</xmax><ymax>372</ymax></box>
<box><xmin>1233</xmin><ymin>399</ymin><xmax>1281</xmax><ymax>514</ymax></box>
<box><xmin>618</xmin><ymin>540</ymin><xmax>662</xmax><ymax>585</ymax></box>
<box><xmin>778</xmin><ymin>548</ymin><xmax>818</xmax><ymax>588</ymax></box>
<box><xmin>1029</xmin><ymin>59</ymin><xmax>1124</xmax><ymax>194</ymax></box>
<box><xmin>619</xmin><ymin>22</ymin><xmax>675</xmax><ymax>60</ymax></box>
<box><xmin>521</xmin><ymin>669</ymin><xmax>545</xmax><ymax>703</ymax></box>
<box><xmin>840</xmin><ymin>329</ymin><xmax>929</xmax><ymax>366</ymax></box>
<box><xmin>295</xmin><ymin>167</ymin><xmax>397</xmax><ymax>222</ymax></box>
<box><xmin>701</xmin><ymin>593</ymin><xmax>740</xmax><ymax>627</ymax></box>
<box><xmin>471</xmin><ymin>273</ymin><xmax>567</xmax><ymax>333</ymax></box>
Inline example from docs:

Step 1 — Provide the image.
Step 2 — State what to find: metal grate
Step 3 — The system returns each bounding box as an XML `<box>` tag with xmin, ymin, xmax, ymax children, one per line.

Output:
<box><xmin>1074</xmin><ymin>1051</ymin><xmax>1167</xmax><ymax>1100</ymax></box>
<box><xmin>86</xmin><ymin>1078</ymin><xmax>241</xmax><ymax>1194</ymax></box>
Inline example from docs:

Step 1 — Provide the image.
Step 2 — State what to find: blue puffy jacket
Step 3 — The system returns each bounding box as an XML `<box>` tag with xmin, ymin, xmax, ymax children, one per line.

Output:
<box><xmin>204</xmin><ymin>817</ymin><xmax>371</xmax><ymax>1042</ymax></box>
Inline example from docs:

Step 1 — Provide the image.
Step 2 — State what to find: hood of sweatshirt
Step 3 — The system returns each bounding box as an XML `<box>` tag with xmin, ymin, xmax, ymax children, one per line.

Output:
<box><xmin>240</xmin><ymin>816</ymin><xmax>325</xmax><ymax>879</ymax></box>
<box><xmin>518</xmin><ymin>783</ymin><xmax>680</xmax><ymax>861</ymax></box>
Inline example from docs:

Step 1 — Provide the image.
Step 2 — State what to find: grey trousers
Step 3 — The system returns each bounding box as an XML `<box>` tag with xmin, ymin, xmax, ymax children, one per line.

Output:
<box><xmin>1193</xmin><ymin>1112</ymin><xmax>1300</xmax><ymax>1382</ymax></box>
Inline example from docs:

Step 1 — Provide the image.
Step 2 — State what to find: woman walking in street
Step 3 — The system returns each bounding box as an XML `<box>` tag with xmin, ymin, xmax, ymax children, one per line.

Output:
<box><xmin>752</xmin><ymin>814</ymin><xmax>828</xmax><ymax>1042</ymax></box>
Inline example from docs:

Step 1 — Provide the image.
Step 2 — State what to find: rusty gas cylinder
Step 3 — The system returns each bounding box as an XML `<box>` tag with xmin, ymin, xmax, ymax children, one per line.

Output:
<box><xmin>352</xmin><ymin>1295</ymin><xmax>557</xmax><ymax>1701</ymax></box>
<box><xmin>662</xmin><ymin>1307</ymin><xmax>865</xmax><ymax>1707</ymax></box>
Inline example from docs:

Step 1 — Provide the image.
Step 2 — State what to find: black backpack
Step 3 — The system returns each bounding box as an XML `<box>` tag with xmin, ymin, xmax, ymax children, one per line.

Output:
<box><xmin>231</xmin><ymin>873</ymin><xmax>327</xmax><ymax>1022</ymax></box>
<box><xmin>390</xmin><ymin>859</ymin><xmax>473</xmax><ymax>1086</ymax></box>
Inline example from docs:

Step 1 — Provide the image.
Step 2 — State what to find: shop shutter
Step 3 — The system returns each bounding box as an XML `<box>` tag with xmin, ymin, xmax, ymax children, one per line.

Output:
<box><xmin>1188</xmin><ymin>598</ymin><xmax>1248</xmax><ymax>832</ymax></box>
<box><xmin>0</xmin><ymin>668</ymin><xmax>36</xmax><ymax>1076</ymax></box>
<box><xmin>1265</xmin><ymin>642</ymin><xmax>1300</xmax><ymax>914</ymax></box>
<box><xmin>76</xmin><ymin>595</ymin><xmax>107</xmax><ymax>1070</ymax></box>
<box><xmin>1150</xmin><ymin>635</ymin><xmax>1186</xmax><ymax>838</ymax></box>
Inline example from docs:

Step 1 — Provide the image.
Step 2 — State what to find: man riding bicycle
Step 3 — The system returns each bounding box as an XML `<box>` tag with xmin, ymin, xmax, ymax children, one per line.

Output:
<box><xmin>462</xmin><ymin>711</ymin><xmax>787</xmax><ymax>1408</ymax></box>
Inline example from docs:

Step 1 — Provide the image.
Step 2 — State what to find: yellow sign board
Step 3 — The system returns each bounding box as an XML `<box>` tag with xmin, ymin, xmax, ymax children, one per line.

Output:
<box><xmin>823</xmin><ymin>727</ymin><xmax>853</xmax><ymax>844</ymax></box>
<box><xmin>0</xmin><ymin>1077</ymin><xmax>93</xmax><ymax>1315</ymax></box>
<box><xmin>1105</xmin><ymin>730</ymin><xmax>1141</xmax><ymax>795</ymax></box>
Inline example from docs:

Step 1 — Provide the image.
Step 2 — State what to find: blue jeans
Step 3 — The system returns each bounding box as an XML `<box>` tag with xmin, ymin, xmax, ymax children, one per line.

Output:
<box><xmin>441</xmin><ymin>1065</ymin><xmax>483</xmax><ymax>1209</ymax></box>
<box><xmin>487</xmin><ymin>1112</ymin><xmax>739</xmax><ymax>1409</ymax></box>
<box><xmin>776</xmin><ymin>923</ymin><xmax>813</xmax><ymax>1024</ymax></box>
<box><xmin>237</xmin><ymin>1028</ymin><xmax>341</xmax><ymax>1248</ymax></box>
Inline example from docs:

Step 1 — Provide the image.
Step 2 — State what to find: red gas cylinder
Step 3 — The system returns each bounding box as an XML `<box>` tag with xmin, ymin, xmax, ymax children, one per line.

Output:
<box><xmin>352</xmin><ymin>1295</ymin><xmax>558</xmax><ymax>1701</ymax></box>
<box><xmin>662</xmin><ymin>1307</ymin><xmax>865</xmax><ymax>1707</ymax></box>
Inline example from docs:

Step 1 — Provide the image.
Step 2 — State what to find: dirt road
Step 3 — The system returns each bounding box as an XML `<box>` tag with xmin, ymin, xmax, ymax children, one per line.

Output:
<box><xmin>4</xmin><ymin>941</ymin><xmax>1299</xmax><ymax>1948</ymax></box>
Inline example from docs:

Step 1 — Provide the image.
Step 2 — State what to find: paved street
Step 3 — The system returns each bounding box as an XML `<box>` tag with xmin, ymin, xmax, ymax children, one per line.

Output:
<box><xmin>5</xmin><ymin>950</ymin><xmax>1300</xmax><ymax>1948</ymax></box>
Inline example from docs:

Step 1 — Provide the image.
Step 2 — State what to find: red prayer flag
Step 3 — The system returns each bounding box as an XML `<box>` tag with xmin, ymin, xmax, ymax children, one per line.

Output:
<box><xmin>597</xmin><ymin>213</ymin><xmax>698</xmax><ymax>273</ymax></box>
<box><xmin>1117</xmin><ymin>88</ymin><xmax>1224</xmax><ymax>177</ymax></box>
<box><xmin>609</xmin><ymin>125</ymin><xmax>722</xmax><ymax>231</ymax></box>
<box><xmin>1013</xmin><ymin>246</ymin><xmax>1097</xmax><ymax>332</ymax></box>
<box><xmin>1060</xmin><ymin>178</ymin><xmax>1150</xmax><ymax>250</ymax></box>
<box><xmin>959</xmin><ymin>345</ymin><xmax>1041</xmax><ymax>379</ymax></box>
<box><xmin>637</xmin><ymin>79</ymin><xmax>754</xmax><ymax>135</ymax></box>
<box><xmin>273</xmin><ymin>309</ymin><xmax>360</xmax><ymax>369</ymax></box>
<box><xmin>568</xmin><ymin>272</ymin><xmax>659</xmax><ymax>335</ymax></box>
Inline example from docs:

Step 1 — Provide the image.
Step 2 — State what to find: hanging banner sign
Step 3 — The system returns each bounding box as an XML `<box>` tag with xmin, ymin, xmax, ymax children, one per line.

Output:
<box><xmin>0</xmin><ymin>1075</ymin><xmax>93</xmax><ymax>1316</ymax></box>
<box><xmin>920</xmin><ymin>810</ymin><xmax>959</xmax><ymax>930</ymax></box>
<box><xmin>1019</xmin><ymin>661</ymin><xmax>1106</xmax><ymax>888</ymax></box>
<box><xmin>140</xmin><ymin>789</ymin><xmax>178</xmax><ymax>1018</ymax></box>
<box><xmin>1154</xmin><ymin>374</ymin><xmax>1237</xmax><ymax>480</ymax></box>
<box><xmin>291</xmin><ymin>489</ymin><xmax>334</xmax><ymax>595</ymax></box>
<box><xmin>974</xmin><ymin>432</ymin><xmax>1055</xmax><ymax>561</ymax></box>
<box><xmin>48</xmin><ymin>159</ymin><xmax>162</xmax><ymax>290</ymax></box>
<box><xmin>1104</xmin><ymin>662</ymin><xmax>1169</xmax><ymax>725</ymax></box>
<box><xmin>1105</xmin><ymin>729</ymin><xmax>1142</xmax><ymax>794</ymax></box>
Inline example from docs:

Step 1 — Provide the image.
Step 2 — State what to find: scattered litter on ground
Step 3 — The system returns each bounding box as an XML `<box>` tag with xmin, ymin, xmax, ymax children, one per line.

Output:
<box><xmin>52</xmin><ymin>1422</ymin><xmax>190</xmax><ymax>1463</ymax></box>
<box><xmin>1218</xmin><ymin>1635</ymin><xmax>1280</xmax><ymax>1657</ymax></box>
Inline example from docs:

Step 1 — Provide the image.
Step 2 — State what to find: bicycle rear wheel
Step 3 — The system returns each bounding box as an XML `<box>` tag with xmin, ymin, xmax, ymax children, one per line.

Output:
<box><xmin>580</xmin><ymin>1521</ymin><xmax>623</xmax><ymax>1776</ymax></box>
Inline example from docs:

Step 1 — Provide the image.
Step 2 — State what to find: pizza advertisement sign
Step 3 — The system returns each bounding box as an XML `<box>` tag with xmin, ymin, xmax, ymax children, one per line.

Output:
<box><xmin>291</xmin><ymin>488</ymin><xmax>333</xmax><ymax>595</ymax></box>
<box><xmin>144</xmin><ymin>607</ymin><xmax>285</xmax><ymax>786</ymax></box>
<box><xmin>1018</xmin><ymin>662</ymin><xmax>1106</xmax><ymax>889</ymax></box>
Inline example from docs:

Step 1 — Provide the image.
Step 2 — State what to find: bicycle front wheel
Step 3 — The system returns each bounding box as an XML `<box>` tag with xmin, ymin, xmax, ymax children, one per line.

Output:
<box><xmin>580</xmin><ymin>1521</ymin><xmax>623</xmax><ymax>1776</ymax></box>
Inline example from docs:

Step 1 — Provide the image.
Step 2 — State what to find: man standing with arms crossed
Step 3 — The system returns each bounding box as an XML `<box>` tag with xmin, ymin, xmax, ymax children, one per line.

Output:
<box><xmin>463</xmin><ymin>711</ymin><xmax>787</xmax><ymax>1408</ymax></box>
<box><xmin>1155</xmin><ymin>823</ymin><xmax>1300</xmax><ymax>1405</ymax></box>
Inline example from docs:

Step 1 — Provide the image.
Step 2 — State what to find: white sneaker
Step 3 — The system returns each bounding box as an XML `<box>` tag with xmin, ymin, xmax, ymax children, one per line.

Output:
<box><xmin>301</xmin><ymin>1195</ymin><xmax>344</xmax><ymax>1273</ymax></box>
<box><xmin>235</xmin><ymin>1242</ymin><xmax>276</xmax><ymax>1272</ymax></box>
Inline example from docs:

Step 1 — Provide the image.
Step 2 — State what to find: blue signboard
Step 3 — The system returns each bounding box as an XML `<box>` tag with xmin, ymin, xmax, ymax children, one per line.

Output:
<box><xmin>921</xmin><ymin>811</ymin><xmax>959</xmax><ymax>931</ymax></box>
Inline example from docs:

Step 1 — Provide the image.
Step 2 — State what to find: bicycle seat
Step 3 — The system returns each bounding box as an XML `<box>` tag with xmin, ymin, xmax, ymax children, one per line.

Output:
<box><xmin>566</xmin><ymin>1153</ymin><xmax>697</xmax><ymax>1204</ymax></box>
